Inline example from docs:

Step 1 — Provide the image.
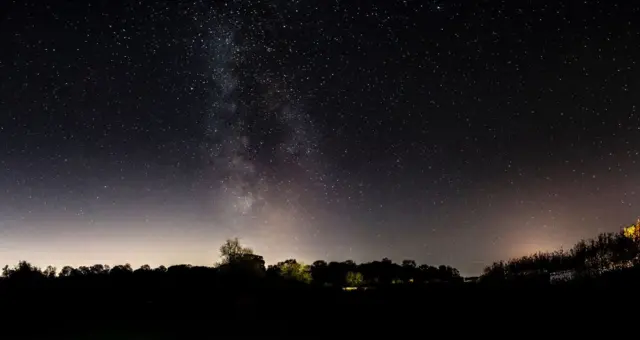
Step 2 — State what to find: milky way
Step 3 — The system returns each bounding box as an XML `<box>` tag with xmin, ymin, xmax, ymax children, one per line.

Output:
<box><xmin>194</xmin><ymin>7</ymin><xmax>327</xmax><ymax>254</ymax></box>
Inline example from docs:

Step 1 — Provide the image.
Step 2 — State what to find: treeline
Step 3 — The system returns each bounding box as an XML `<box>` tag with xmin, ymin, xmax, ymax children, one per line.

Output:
<box><xmin>482</xmin><ymin>220</ymin><xmax>640</xmax><ymax>283</ymax></box>
<box><xmin>0</xmin><ymin>238</ymin><xmax>462</xmax><ymax>291</ymax></box>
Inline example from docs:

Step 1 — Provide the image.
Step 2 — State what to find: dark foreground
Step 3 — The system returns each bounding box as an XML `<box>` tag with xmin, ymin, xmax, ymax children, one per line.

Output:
<box><xmin>5</xmin><ymin>279</ymin><xmax>633</xmax><ymax>339</ymax></box>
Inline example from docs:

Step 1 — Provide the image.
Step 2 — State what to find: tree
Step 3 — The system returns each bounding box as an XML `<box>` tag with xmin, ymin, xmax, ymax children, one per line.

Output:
<box><xmin>275</xmin><ymin>259</ymin><xmax>312</xmax><ymax>284</ymax></box>
<box><xmin>59</xmin><ymin>266</ymin><xmax>75</xmax><ymax>277</ymax></box>
<box><xmin>481</xmin><ymin>218</ymin><xmax>640</xmax><ymax>283</ymax></box>
<box><xmin>90</xmin><ymin>264</ymin><xmax>109</xmax><ymax>275</ymax></box>
<box><xmin>1</xmin><ymin>261</ymin><xmax>44</xmax><ymax>281</ymax></box>
<box><xmin>310</xmin><ymin>260</ymin><xmax>329</xmax><ymax>285</ymax></box>
<box><xmin>43</xmin><ymin>266</ymin><xmax>57</xmax><ymax>278</ymax></box>
<box><xmin>346</xmin><ymin>271</ymin><xmax>364</xmax><ymax>287</ymax></box>
<box><xmin>218</xmin><ymin>239</ymin><xmax>265</xmax><ymax>278</ymax></box>
<box><xmin>219</xmin><ymin>238</ymin><xmax>254</xmax><ymax>264</ymax></box>
<box><xmin>379</xmin><ymin>258</ymin><xmax>400</xmax><ymax>285</ymax></box>
<box><xmin>110</xmin><ymin>264</ymin><xmax>133</xmax><ymax>276</ymax></box>
<box><xmin>402</xmin><ymin>260</ymin><xmax>416</xmax><ymax>268</ymax></box>
<box><xmin>78</xmin><ymin>266</ymin><xmax>91</xmax><ymax>276</ymax></box>
<box><xmin>235</xmin><ymin>253</ymin><xmax>266</xmax><ymax>277</ymax></box>
<box><xmin>401</xmin><ymin>260</ymin><xmax>417</xmax><ymax>283</ymax></box>
<box><xmin>326</xmin><ymin>261</ymin><xmax>349</xmax><ymax>287</ymax></box>
<box><xmin>623</xmin><ymin>220</ymin><xmax>640</xmax><ymax>240</ymax></box>
<box><xmin>138</xmin><ymin>264</ymin><xmax>152</xmax><ymax>272</ymax></box>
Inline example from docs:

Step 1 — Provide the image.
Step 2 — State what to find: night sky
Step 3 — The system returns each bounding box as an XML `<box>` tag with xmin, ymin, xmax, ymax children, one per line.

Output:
<box><xmin>1</xmin><ymin>1</ymin><xmax>639</xmax><ymax>276</ymax></box>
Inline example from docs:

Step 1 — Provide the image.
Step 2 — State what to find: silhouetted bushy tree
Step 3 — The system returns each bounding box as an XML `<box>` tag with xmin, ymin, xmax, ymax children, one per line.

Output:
<box><xmin>217</xmin><ymin>238</ymin><xmax>265</xmax><ymax>280</ymax></box>
<box><xmin>219</xmin><ymin>238</ymin><xmax>254</xmax><ymax>264</ymax></box>
<box><xmin>2</xmin><ymin>261</ymin><xmax>44</xmax><ymax>280</ymax></box>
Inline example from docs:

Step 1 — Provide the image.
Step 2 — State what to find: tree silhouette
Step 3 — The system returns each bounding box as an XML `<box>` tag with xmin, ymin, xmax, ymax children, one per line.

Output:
<box><xmin>219</xmin><ymin>237</ymin><xmax>254</xmax><ymax>264</ymax></box>
<box><xmin>59</xmin><ymin>266</ymin><xmax>75</xmax><ymax>277</ymax></box>
<box><xmin>138</xmin><ymin>264</ymin><xmax>152</xmax><ymax>272</ymax></box>
<box><xmin>217</xmin><ymin>238</ymin><xmax>265</xmax><ymax>279</ymax></box>
<box><xmin>401</xmin><ymin>259</ymin><xmax>417</xmax><ymax>283</ymax></box>
<box><xmin>2</xmin><ymin>261</ymin><xmax>43</xmax><ymax>280</ymax></box>
<box><xmin>482</xmin><ymin>219</ymin><xmax>640</xmax><ymax>283</ymax></box>
<box><xmin>43</xmin><ymin>266</ymin><xmax>57</xmax><ymax>279</ymax></box>
<box><xmin>310</xmin><ymin>260</ymin><xmax>329</xmax><ymax>286</ymax></box>
<box><xmin>89</xmin><ymin>264</ymin><xmax>110</xmax><ymax>275</ymax></box>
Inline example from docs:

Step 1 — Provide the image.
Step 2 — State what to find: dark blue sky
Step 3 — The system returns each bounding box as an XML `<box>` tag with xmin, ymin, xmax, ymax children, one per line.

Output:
<box><xmin>1</xmin><ymin>0</ymin><xmax>640</xmax><ymax>275</ymax></box>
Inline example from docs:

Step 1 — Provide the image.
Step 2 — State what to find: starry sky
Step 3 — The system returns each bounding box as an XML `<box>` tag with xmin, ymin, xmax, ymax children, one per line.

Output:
<box><xmin>1</xmin><ymin>0</ymin><xmax>640</xmax><ymax>276</ymax></box>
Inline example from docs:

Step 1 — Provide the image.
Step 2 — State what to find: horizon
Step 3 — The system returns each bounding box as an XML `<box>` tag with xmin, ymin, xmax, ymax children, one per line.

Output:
<box><xmin>1</xmin><ymin>219</ymin><xmax>636</xmax><ymax>277</ymax></box>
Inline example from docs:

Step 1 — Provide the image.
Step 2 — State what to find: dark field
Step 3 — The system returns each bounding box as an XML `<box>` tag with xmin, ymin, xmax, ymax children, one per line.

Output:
<box><xmin>5</xmin><ymin>274</ymin><xmax>633</xmax><ymax>339</ymax></box>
